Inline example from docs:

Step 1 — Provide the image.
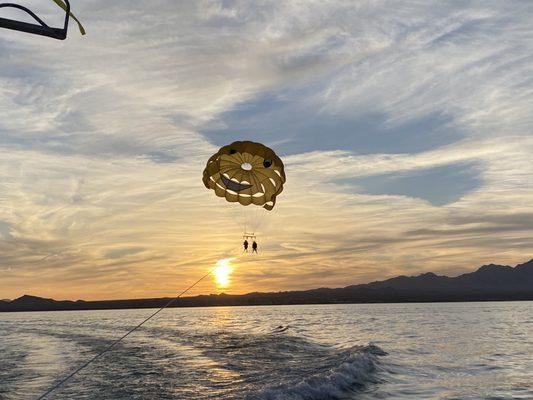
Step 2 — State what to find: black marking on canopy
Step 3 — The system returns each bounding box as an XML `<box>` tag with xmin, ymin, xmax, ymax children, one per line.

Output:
<box><xmin>221</xmin><ymin>174</ymin><xmax>252</xmax><ymax>192</ymax></box>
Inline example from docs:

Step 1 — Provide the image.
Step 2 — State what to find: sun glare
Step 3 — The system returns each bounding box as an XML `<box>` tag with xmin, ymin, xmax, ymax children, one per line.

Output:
<box><xmin>214</xmin><ymin>258</ymin><xmax>233</xmax><ymax>288</ymax></box>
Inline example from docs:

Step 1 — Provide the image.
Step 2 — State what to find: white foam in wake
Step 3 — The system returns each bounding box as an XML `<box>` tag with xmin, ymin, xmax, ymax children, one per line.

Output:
<box><xmin>254</xmin><ymin>344</ymin><xmax>387</xmax><ymax>400</ymax></box>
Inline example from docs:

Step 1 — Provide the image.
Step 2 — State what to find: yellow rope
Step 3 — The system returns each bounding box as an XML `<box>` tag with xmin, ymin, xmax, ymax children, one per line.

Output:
<box><xmin>51</xmin><ymin>0</ymin><xmax>86</xmax><ymax>35</ymax></box>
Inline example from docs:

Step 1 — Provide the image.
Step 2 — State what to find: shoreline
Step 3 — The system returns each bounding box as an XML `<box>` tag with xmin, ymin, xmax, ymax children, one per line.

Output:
<box><xmin>2</xmin><ymin>296</ymin><xmax>533</xmax><ymax>313</ymax></box>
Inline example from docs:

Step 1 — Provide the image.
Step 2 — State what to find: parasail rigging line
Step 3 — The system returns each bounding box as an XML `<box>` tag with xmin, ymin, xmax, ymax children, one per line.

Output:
<box><xmin>36</xmin><ymin>266</ymin><xmax>217</xmax><ymax>400</ymax></box>
<box><xmin>0</xmin><ymin>0</ymin><xmax>85</xmax><ymax>40</ymax></box>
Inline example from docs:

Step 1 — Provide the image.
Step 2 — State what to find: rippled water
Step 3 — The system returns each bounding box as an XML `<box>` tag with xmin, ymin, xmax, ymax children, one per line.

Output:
<box><xmin>0</xmin><ymin>302</ymin><xmax>531</xmax><ymax>399</ymax></box>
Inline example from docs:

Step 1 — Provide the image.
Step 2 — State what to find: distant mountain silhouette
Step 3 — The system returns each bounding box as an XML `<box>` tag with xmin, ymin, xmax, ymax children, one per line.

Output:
<box><xmin>1</xmin><ymin>259</ymin><xmax>532</xmax><ymax>312</ymax></box>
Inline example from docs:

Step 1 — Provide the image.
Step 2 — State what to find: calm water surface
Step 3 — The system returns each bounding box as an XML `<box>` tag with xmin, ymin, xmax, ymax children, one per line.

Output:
<box><xmin>0</xmin><ymin>302</ymin><xmax>531</xmax><ymax>399</ymax></box>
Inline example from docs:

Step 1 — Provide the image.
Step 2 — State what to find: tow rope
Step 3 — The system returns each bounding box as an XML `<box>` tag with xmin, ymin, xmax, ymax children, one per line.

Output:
<box><xmin>36</xmin><ymin>267</ymin><xmax>215</xmax><ymax>400</ymax></box>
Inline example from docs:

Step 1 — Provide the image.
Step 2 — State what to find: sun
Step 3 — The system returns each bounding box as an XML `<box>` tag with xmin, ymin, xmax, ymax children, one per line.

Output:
<box><xmin>213</xmin><ymin>258</ymin><xmax>233</xmax><ymax>288</ymax></box>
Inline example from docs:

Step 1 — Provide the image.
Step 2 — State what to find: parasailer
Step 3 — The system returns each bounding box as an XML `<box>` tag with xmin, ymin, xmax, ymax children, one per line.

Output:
<box><xmin>203</xmin><ymin>140</ymin><xmax>286</xmax><ymax>249</ymax></box>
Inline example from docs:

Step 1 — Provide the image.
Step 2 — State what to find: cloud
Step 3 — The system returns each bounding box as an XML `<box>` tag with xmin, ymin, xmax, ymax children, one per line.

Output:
<box><xmin>0</xmin><ymin>0</ymin><xmax>532</xmax><ymax>299</ymax></box>
<box><xmin>105</xmin><ymin>246</ymin><xmax>146</xmax><ymax>259</ymax></box>
<box><xmin>340</xmin><ymin>162</ymin><xmax>483</xmax><ymax>206</ymax></box>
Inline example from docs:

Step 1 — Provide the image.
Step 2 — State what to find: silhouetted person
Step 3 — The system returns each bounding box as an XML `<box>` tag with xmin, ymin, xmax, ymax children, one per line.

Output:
<box><xmin>252</xmin><ymin>241</ymin><xmax>258</xmax><ymax>253</ymax></box>
<box><xmin>243</xmin><ymin>240</ymin><xmax>249</xmax><ymax>252</ymax></box>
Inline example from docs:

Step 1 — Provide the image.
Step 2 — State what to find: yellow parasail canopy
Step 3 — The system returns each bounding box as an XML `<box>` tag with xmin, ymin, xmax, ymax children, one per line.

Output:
<box><xmin>203</xmin><ymin>141</ymin><xmax>286</xmax><ymax>210</ymax></box>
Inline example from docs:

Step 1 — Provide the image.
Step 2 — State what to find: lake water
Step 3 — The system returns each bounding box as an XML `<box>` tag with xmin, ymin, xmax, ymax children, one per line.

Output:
<box><xmin>0</xmin><ymin>302</ymin><xmax>531</xmax><ymax>399</ymax></box>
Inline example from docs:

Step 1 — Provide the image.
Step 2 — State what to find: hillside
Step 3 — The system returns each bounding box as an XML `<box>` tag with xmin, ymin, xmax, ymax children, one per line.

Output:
<box><xmin>1</xmin><ymin>259</ymin><xmax>532</xmax><ymax>312</ymax></box>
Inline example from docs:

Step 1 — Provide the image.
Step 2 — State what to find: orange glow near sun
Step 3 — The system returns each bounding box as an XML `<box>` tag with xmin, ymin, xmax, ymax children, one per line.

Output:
<box><xmin>214</xmin><ymin>258</ymin><xmax>233</xmax><ymax>288</ymax></box>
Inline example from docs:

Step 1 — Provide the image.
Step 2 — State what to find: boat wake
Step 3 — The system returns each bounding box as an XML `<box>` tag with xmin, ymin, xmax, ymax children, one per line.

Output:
<box><xmin>249</xmin><ymin>343</ymin><xmax>387</xmax><ymax>400</ymax></box>
<box><xmin>5</xmin><ymin>317</ymin><xmax>388</xmax><ymax>400</ymax></box>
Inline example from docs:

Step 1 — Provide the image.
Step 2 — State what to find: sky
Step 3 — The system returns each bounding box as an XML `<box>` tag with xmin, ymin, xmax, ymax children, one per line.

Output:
<box><xmin>0</xmin><ymin>0</ymin><xmax>532</xmax><ymax>300</ymax></box>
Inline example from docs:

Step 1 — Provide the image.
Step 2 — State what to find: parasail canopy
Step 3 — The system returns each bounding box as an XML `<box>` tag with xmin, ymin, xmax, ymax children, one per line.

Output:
<box><xmin>203</xmin><ymin>141</ymin><xmax>286</xmax><ymax>210</ymax></box>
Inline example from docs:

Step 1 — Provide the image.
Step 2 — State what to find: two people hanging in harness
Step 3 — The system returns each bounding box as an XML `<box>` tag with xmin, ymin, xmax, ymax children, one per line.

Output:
<box><xmin>243</xmin><ymin>239</ymin><xmax>258</xmax><ymax>253</ymax></box>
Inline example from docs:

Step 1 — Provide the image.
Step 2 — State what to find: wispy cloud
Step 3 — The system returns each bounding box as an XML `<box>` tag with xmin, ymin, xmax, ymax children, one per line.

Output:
<box><xmin>0</xmin><ymin>0</ymin><xmax>531</xmax><ymax>300</ymax></box>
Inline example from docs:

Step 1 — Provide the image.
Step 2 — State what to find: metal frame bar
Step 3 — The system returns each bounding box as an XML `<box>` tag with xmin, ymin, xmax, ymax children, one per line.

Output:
<box><xmin>0</xmin><ymin>1</ymin><xmax>70</xmax><ymax>40</ymax></box>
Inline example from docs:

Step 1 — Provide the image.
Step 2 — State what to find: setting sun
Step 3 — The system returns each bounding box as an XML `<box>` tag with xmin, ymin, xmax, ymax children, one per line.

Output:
<box><xmin>213</xmin><ymin>259</ymin><xmax>233</xmax><ymax>288</ymax></box>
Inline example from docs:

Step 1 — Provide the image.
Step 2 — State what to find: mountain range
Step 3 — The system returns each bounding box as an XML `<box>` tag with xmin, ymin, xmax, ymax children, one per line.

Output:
<box><xmin>1</xmin><ymin>259</ymin><xmax>532</xmax><ymax>312</ymax></box>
